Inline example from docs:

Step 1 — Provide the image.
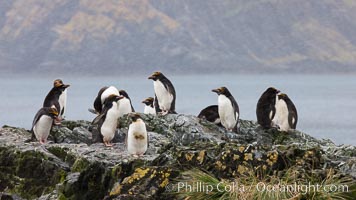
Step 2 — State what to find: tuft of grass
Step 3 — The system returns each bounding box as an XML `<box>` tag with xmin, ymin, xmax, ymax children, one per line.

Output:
<box><xmin>172</xmin><ymin>167</ymin><xmax>356</xmax><ymax>200</ymax></box>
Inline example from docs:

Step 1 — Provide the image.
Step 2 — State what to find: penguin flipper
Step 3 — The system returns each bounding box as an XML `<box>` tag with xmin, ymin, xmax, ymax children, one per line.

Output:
<box><xmin>130</xmin><ymin>102</ymin><xmax>135</xmax><ymax>112</ymax></box>
<box><xmin>88</xmin><ymin>108</ymin><xmax>98</xmax><ymax>115</ymax></box>
<box><xmin>147</xmin><ymin>131</ymin><xmax>149</xmax><ymax>148</ymax></box>
<box><xmin>92</xmin><ymin>113</ymin><xmax>105</xmax><ymax>125</ymax></box>
<box><xmin>32</xmin><ymin>108</ymin><xmax>45</xmax><ymax>130</ymax></box>
<box><xmin>288</xmin><ymin>103</ymin><xmax>298</xmax><ymax>129</ymax></box>
<box><xmin>154</xmin><ymin>95</ymin><xmax>162</xmax><ymax>113</ymax></box>
<box><xmin>61</xmin><ymin>107</ymin><xmax>65</xmax><ymax>116</ymax></box>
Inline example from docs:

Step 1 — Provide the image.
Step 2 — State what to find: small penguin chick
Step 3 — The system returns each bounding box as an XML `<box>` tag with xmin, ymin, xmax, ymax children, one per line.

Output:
<box><xmin>126</xmin><ymin>113</ymin><xmax>148</xmax><ymax>157</ymax></box>
<box><xmin>142</xmin><ymin>97</ymin><xmax>156</xmax><ymax>115</ymax></box>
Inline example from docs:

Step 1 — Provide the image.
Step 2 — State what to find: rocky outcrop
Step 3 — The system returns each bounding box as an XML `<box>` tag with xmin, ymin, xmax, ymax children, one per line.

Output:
<box><xmin>0</xmin><ymin>114</ymin><xmax>355</xmax><ymax>199</ymax></box>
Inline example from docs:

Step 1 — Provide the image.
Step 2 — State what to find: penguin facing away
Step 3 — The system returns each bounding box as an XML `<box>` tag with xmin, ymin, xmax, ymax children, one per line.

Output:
<box><xmin>89</xmin><ymin>86</ymin><xmax>119</xmax><ymax>114</ymax></box>
<box><xmin>118</xmin><ymin>90</ymin><xmax>135</xmax><ymax>117</ymax></box>
<box><xmin>256</xmin><ymin>87</ymin><xmax>280</xmax><ymax>129</ymax></box>
<box><xmin>126</xmin><ymin>113</ymin><xmax>148</xmax><ymax>157</ymax></box>
<box><xmin>32</xmin><ymin>107</ymin><xmax>59</xmax><ymax>144</ymax></box>
<box><xmin>197</xmin><ymin>105</ymin><xmax>222</xmax><ymax>126</ymax></box>
<box><xmin>142</xmin><ymin>97</ymin><xmax>156</xmax><ymax>115</ymax></box>
<box><xmin>92</xmin><ymin>94</ymin><xmax>123</xmax><ymax>147</ymax></box>
<box><xmin>148</xmin><ymin>71</ymin><xmax>176</xmax><ymax>115</ymax></box>
<box><xmin>273</xmin><ymin>93</ymin><xmax>298</xmax><ymax>131</ymax></box>
<box><xmin>212</xmin><ymin>87</ymin><xmax>239</xmax><ymax>132</ymax></box>
<box><xmin>43</xmin><ymin>79</ymin><xmax>70</xmax><ymax>124</ymax></box>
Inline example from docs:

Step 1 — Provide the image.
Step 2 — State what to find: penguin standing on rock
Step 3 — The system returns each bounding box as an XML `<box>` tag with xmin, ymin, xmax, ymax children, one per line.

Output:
<box><xmin>273</xmin><ymin>93</ymin><xmax>298</xmax><ymax>131</ymax></box>
<box><xmin>126</xmin><ymin>113</ymin><xmax>148</xmax><ymax>157</ymax></box>
<box><xmin>31</xmin><ymin>107</ymin><xmax>59</xmax><ymax>144</ymax></box>
<box><xmin>148</xmin><ymin>72</ymin><xmax>176</xmax><ymax>115</ymax></box>
<box><xmin>256</xmin><ymin>87</ymin><xmax>280</xmax><ymax>129</ymax></box>
<box><xmin>92</xmin><ymin>94</ymin><xmax>123</xmax><ymax>147</ymax></box>
<box><xmin>118</xmin><ymin>90</ymin><xmax>135</xmax><ymax>117</ymax></box>
<box><xmin>89</xmin><ymin>86</ymin><xmax>119</xmax><ymax>114</ymax></box>
<box><xmin>43</xmin><ymin>79</ymin><xmax>70</xmax><ymax>125</ymax></box>
<box><xmin>212</xmin><ymin>87</ymin><xmax>239</xmax><ymax>132</ymax></box>
<box><xmin>142</xmin><ymin>97</ymin><xmax>156</xmax><ymax>115</ymax></box>
<box><xmin>198</xmin><ymin>105</ymin><xmax>221</xmax><ymax>126</ymax></box>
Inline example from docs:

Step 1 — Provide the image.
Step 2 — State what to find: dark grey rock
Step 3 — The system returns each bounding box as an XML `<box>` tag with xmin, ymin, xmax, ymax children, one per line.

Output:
<box><xmin>1</xmin><ymin>114</ymin><xmax>355</xmax><ymax>199</ymax></box>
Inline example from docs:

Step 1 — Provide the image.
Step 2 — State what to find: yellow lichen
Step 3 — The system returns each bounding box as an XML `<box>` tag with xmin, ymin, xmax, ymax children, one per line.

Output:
<box><xmin>127</xmin><ymin>168</ymin><xmax>150</xmax><ymax>184</ymax></box>
<box><xmin>239</xmin><ymin>146</ymin><xmax>245</xmax><ymax>153</ymax></box>
<box><xmin>185</xmin><ymin>152</ymin><xmax>194</xmax><ymax>161</ymax></box>
<box><xmin>244</xmin><ymin>153</ymin><xmax>253</xmax><ymax>161</ymax></box>
<box><xmin>233</xmin><ymin>154</ymin><xmax>240</xmax><ymax>160</ymax></box>
<box><xmin>160</xmin><ymin>178</ymin><xmax>169</xmax><ymax>188</ymax></box>
<box><xmin>216</xmin><ymin>161</ymin><xmax>223</xmax><ymax>169</ymax></box>
<box><xmin>196</xmin><ymin>150</ymin><xmax>205</xmax><ymax>164</ymax></box>
<box><xmin>237</xmin><ymin>165</ymin><xmax>246</xmax><ymax>174</ymax></box>
<box><xmin>109</xmin><ymin>185</ymin><xmax>122</xmax><ymax>196</ymax></box>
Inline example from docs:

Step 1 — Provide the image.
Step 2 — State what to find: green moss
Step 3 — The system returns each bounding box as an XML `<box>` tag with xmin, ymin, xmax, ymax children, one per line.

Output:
<box><xmin>71</xmin><ymin>158</ymin><xmax>90</xmax><ymax>172</ymax></box>
<box><xmin>271</xmin><ymin>131</ymin><xmax>289</xmax><ymax>144</ymax></box>
<box><xmin>58</xmin><ymin>193</ymin><xmax>67</xmax><ymax>200</ymax></box>
<box><xmin>47</xmin><ymin>146</ymin><xmax>69</xmax><ymax>161</ymax></box>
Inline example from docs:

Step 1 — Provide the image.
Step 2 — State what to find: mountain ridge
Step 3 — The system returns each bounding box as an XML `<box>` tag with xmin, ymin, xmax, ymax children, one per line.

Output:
<box><xmin>1</xmin><ymin>0</ymin><xmax>356</xmax><ymax>74</ymax></box>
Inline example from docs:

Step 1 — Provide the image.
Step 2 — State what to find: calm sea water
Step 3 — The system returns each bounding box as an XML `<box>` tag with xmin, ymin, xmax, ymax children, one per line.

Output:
<box><xmin>0</xmin><ymin>74</ymin><xmax>355</xmax><ymax>145</ymax></box>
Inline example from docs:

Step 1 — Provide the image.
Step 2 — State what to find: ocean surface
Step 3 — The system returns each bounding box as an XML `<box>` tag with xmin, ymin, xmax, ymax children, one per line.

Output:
<box><xmin>0</xmin><ymin>74</ymin><xmax>355</xmax><ymax>145</ymax></box>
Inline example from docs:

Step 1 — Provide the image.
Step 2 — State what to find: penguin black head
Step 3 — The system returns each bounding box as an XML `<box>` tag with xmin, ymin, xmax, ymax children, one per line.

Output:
<box><xmin>212</xmin><ymin>87</ymin><xmax>232</xmax><ymax>97</ymax></box>
<box><xmin>54</xmin><ymin>79</ymin><xmax>70</xmax><ymax>89</ymax></box>
<box><xmin>265</xmin><ymin>87</ymin><xmax>280</xmax><ymax>96</ymax></box>
<box><xmin>119</xmin><ymin>90</ymin><xmax>130</xmax><ymax>99</ymax></box>
<box><xmin>148</xmin><ymin>71</ymin><xmax>164</xmax><ymax>81</ymax></box>
<box><xmin>105</xmin><ymin>94</ymin><xmax>123</xmax><ymax>104</ymax></box>
<box><xmin>142</xmin><ymin>97</ymin><xmax>154</xmax><ymax>106</ymax></box>
<box><xmin>129</xmin><ymin>113</ymin><xmax>142</xmax><ymax>122</ymax></box>
<box><xmin>277</xmin><ymin>93</ymin><xmax>288</xmax><ymax>100</ymax></box>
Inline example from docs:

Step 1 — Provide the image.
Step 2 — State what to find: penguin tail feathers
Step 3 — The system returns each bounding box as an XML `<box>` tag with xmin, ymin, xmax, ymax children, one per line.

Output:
<box><xmin>168</xmin><ymin>110</ymin><xmax>177</xmax><ymax>114</ymax></box>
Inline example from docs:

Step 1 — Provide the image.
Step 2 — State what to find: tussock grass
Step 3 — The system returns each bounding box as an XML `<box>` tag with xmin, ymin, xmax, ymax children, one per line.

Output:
<box><xmin>173</xmin><ymin>167</ymin><xmax>356</xmax><ymax>200</ymax></box>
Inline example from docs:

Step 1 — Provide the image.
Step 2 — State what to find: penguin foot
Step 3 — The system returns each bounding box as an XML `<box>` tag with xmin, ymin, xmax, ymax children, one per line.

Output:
<box><xmin>40</xmin><ymin>139</ymin><xmax>46</xmax><ymax>144</ymax></box>
<box><xmin>159</xmin><ymin>110</ymin><xmax>169</xmax><ymax>116</ymax></box>
<box><xmin>104</xmin><ymin>141</ymin><xmax>114</xmax><ymax>147</ymax></box>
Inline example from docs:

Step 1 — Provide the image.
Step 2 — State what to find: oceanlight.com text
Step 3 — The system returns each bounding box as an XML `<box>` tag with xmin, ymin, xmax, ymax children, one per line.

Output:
<box><xmin>165</xmin><ymin>181</ymin><xmax>349</xmax><ymax>195</ymax></box>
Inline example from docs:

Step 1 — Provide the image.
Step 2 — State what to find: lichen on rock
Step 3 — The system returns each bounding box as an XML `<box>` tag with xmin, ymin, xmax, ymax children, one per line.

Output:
<box><xmin>0</xmin><ymin>114</ymin><xmax>355</xmax><ymax>199</ymax></box>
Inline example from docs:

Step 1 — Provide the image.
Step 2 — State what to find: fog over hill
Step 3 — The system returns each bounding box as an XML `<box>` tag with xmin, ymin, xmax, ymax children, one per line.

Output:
<box><xmin>1</xmin><ymin>0</ymin><xmax>356</xmax><ymax>75</ymax></box>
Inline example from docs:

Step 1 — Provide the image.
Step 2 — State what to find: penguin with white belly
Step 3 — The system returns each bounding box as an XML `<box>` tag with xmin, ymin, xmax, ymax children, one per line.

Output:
<box><xmin>142</xmin><ymin>97</ymin><xmax>156</xmax><ymax>115</ymax></box>
<box><xmin>92</xmin><ymin>94</ymin><xmax>123</xmax><ymax>147</ymax></box>
<box><xmin>148</xmin><ymin>72</ymin><xmax>176</xmax><ymax>115</ymax></box>
<box><xmin>43</xmin><ymin>79</ymin><xmax>70</xmax><ymax>125</ymax></box>
<box><xmin>89</xmin><ymin>86</ymin><xmax>119</xmax><ymax>114</ymax></box>
<box><xmin>126</xmin><ymin>113</ymin><xmax>148</xmax><ymax>157</ymax></box>
<box><xmin>212</xmin><ymin>87</ymin><xmax>240</xmax><ymax>133</ymax></box>
<box><xmin>256</xmin><ymin>87</ymin><xmax>280</xmax><ymax>129</ymax></box>
<box><xmin>31</xmin><ymin>107</ymin><xmax>59</xmax><ymax>144</ymax></box>
<box><xmin>118</xmin><ymin>90</ymin><xmax>135</xmax><ymax>117</ymax></box>
<box><xmin>273</xmin><ymin>93</ymin><xmax>298</xmax><ymax>131</ymax></box>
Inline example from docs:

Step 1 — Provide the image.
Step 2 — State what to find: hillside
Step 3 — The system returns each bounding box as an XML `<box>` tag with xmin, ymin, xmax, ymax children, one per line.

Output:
<box><xmin>1</xmin><ymin>0</ymin><xmax>356</xmax><ymax>74</ymax></box>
